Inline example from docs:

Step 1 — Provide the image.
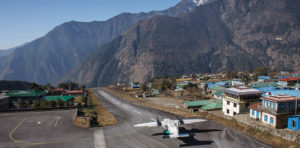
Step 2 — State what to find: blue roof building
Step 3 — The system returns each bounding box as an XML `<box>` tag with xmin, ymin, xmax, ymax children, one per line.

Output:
<box><xmin>258</xmin><ymin>76</ymin><xmax>271</xmax><ymax>80</ymax></box>
<box><xmin>288</xmin><ymin>115</ymin><xmax>300</xmax><ymax>132</ymax></box>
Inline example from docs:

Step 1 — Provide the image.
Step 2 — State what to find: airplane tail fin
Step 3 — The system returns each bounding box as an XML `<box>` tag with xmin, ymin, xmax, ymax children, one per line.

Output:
<box><xmin>163</xmin><ymin>133</ymin><xmax>195</xmax><ymax>139</ymax></box>
<box><xmin>157</xmin><ymin>117</ymin><xmax>162</xmax><ymax>126</ymax></box>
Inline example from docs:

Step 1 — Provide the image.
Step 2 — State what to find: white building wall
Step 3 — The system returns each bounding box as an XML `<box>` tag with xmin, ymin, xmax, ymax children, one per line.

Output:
<box><xmin>262</xmin><ymin>112</ymin><xmax>277</xmax><ymax>127</ymax></box>
<box><xmin>250</xmin><ymin>109</ymin><xmax>255</xmax><ymax>118</ymax></box>
<box><xmin>223</xmin><ymin>98</ymin><xmax>240</xmax><ymax>116</ymax></box>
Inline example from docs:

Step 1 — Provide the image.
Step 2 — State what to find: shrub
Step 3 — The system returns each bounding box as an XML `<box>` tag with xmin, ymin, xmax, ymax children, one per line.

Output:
<box><xmin>57</xmin><ymin>99</ymin><xmax>64</xmax><ymax>107</ymax></box>
<box><xmin>49</xmin><ymin>100</ymin><xmax>56</xmax><ymax>108</ymax></box>
<box><xmin>40</xmin><ymin>100</ymin><xmax>49</xmax><ymax>108</ymax></box>
<box><xmin>33</xmin><ymin>100</ymin><xmax>41</xmax><ymax>108</ymax></box>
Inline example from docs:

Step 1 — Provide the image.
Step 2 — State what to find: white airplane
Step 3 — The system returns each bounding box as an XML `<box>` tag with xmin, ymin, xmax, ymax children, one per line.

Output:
<box><xmin>134</xmin><ymin>118</ymin><xmax>207</xmax><ymax>138</ymax></box>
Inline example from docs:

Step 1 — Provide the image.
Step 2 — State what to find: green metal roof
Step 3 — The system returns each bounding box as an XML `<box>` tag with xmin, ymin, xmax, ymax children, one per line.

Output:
<box><xmin>6</xmin><ymin>90</ymin><xmax>45</xmax><ymax>97</ymax></box>
<box><xmin>184</xmin><ymin>99</ymin><xmax>222</xmax><ymax>107</ymax></box>
<box><xmin>203</xmin><ymin>81</ymin><xmax>213</xmax><ymax>85</ymax></box>
<box><xmin>184</xmin><ymin>100</ymin><xmax>209</xmax><ymax>107</ymax></box>
<box><xmin>44</xmin><ymin>96</ymin><xmax>74</xmax><ymax>102</ymax></box>
<box><xmin>201</xmin><ymin>102</ymin><xmax>222</xmax><ymax>110</ymax></box>
<box><xmin>250</xmin><ymin>82</ymin><xmax>278</xmax><ymax>88</ymax></box>
<box><xmin>210</xmin><ymin>85</ymin><xmax>225</xmax><ymax>91</ymax></box>
<box><xmin>214</xmin><ymin>90</ymin><xmax>224</xmax><ymax>96</ymax></box>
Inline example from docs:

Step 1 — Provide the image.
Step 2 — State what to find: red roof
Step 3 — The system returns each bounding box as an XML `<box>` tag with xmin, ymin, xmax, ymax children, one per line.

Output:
<box><xmin>249</xmin><ymin>102</ymin><xmax>262</xmax><ymax>110</ymax></box>
<box><xmin>262</xmin><ymin>95</ymin><xmax>300</xmax><ymax>102</ymax></box>
<box><xmin>50</xmin><ymin>88</ymin><xmax>64</xmax><ymax>92</ymax></box>
<box><xmin>65</xmin><ymin>90</ymin><xmax>83</xmax><ymax>94</ymax></box>
<box><xmin>279</xmin><ymin>77</ymin><xmax>300</xmax><ymax>81</ymax></box>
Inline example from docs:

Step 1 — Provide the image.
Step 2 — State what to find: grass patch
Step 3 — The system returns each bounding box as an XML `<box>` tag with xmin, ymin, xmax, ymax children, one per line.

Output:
<box><xmin>88</xmin><ymin>88</ymin><xmax>118</xmax><ymax>126</ymax></box>
<box><xmin>74</xmin><ymin>96</ymin><xmax>83</xmax><ymax>103</ymax></box>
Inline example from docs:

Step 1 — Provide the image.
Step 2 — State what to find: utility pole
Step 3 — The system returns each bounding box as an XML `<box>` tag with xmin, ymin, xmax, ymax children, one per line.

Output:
<box><xmin>296</xmin><ymin>79</ymin><xmax>299</xmax><ymax>115</ymax></box>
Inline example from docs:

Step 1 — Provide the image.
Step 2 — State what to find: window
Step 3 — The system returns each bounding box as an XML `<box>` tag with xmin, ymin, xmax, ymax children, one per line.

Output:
<box><xmin>251</xmin><ymin>110</ymin><xmax>255</xmax><ymax>116</ymax></box>
<box><xmin>233</xmin><ymin>112</ymin><xmax>236</xmax><ymax>116</ymax></box>
<box><xmin>227</xmin><ymin>109</ymin><xmax>229</xmax><ymax>114</ymax></box>
<box><xmin>270</xmin><ymin>117</ymin><xmax>274</xmax><ymax>124</ymax></box>
<box><xmin>292</xmin><ymin>121</ymin><xmax>296</xmax><ymax>128</ymax></box>
<box><xmin>234</xmin><ymin>103</ymin><xmax>237</xmax><ymax>107</ymax></box>
<box><xmin>264</xmin><ymin>115</ymin><xmax>268</xmax><ymax>122</ymax></box>
<box><xmin>227</xmin><ymin>101</ymin><xmax>230</xmax><ymax>105</ymax></box>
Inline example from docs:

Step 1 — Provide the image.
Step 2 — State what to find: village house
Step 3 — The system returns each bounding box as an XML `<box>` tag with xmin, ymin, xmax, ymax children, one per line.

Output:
<box><xmin>250</xmin><ymin>95</ymin><xmax>300</xmax><ymax>128</ymax></box>
<box><xmin>231</xmin><ymin>79</ymin><xmax>246</xmax><ymax>87</ymax></box>
<box><xmin>130</xmin><ymin>82</ymin><xmax>140</xmax><ymax>88</ymax></box>
<box><xmin>6</xmin><ymin>90</ymin><xmax>45</xmax><ymax>108</ymax></box>
<box><xmin>288</xmin><ymin>115</ymin><xmax>300</xmax><ymax>132</ymax></box>
<box><xmin>44</xmin><ymin>96</ymin><xmax>75</xmax><ymax>104</ymax></box>
<box><xmin>48</xmin><ymin>88</ymin><xmax>65</xmax><ymax>95</ymax></box>
<box><xmin>277</xmin><ymin>77</ymin><xmax>300</xmax><ymax>87</ymax></box>
<box><xmin>258</xmin><ymin>76</ymin><xmax>271</xmax><ymax>83</ymax></box>
<box><xmin>65</xmin><ymin>90</ymin><xmax>84</xmax><ymax>96</ymax></box>
<box><xmin>223</xmin><ymin>86</ymin><xmax>264</xmax><ymax>116</ymax></box>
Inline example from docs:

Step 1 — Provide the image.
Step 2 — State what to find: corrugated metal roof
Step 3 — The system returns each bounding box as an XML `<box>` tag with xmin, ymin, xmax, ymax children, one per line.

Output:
<box><xmin>210</xmin><ymin>85</ymin><xmax>225</xmax><ymax>91</ymax></box>
<box><xmin>214</xmin><ymin>90</ymin><xmax>224</xmax><ymax>96</ymax></box>
<box><xmin>44</xmin><ymin>96</ymin><xmax>74</xmax><ymax>102</ymax></box>
<box><xmin>201</xmin><ymin>102</ymin><xmax>222</xmax><ymax>110</ymax></box>
<box><xmin>250</xmin><ymin>82</ymin><xmax>278</xmax><ymax>88</ymax></box>
<box><xmin>6</xmin><ymin>90</ymin><xmax>45</xmax><ymax>97</ymax></box>
<box><xmin>184</xmin><ymin>100</ymin><xmax>209</xmax><ymax>107</ymax></box>
<box><xmin>184</xmin><ymin>99</ymin><xmax>222</xmax><ymax>108</ymax></box>
<box><xmin>258</xmin><ymin>76</ymin><xmax>271</xmax><ymax>79</ymax></box>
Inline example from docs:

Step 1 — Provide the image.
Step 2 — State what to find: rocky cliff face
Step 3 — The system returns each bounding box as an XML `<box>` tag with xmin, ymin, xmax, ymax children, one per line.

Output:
<box><xmin>65</xmin><ymin>0</ymin><xmax>300</xmax><ymax>87</ymax></box>
<box><xmin>0</xmin><ymin>0</ymin><xmax>197</xmax><ymax>85</ymax></box>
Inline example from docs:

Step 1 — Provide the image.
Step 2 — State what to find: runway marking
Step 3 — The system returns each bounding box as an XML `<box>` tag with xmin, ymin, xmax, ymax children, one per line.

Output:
<box><xmin>9</xmin><ymin>118</ymin><xmax>30</xmax><ymax>144</ymax></box>
<box><xmin>94</xmin><ymin>128</ymin><xmax>106</xmax><ymax>148</ymax></box>
<box><xmin>133</xmin><ymin>110</ymin><xmax>142</xmax><ymax>115</ymax></box>
<box><xmin>54</xmin><ymin>117</ymin><xmax>61</xmax><ymax>127</ymax></box>
<box><xmin>5</xmin><ymin>117</ymin><xmax>93</xmax><ymax>148</ymax></box>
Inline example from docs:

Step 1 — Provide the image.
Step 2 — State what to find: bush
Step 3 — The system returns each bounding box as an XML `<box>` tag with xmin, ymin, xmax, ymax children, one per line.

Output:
<box><xmin>18</xmin><ymin>99</ymin><xmax>27</xmax><ymax>108</ymax></box>
<box><xmin>40</xmin><ymin>100</ymin><xmax>49</xmax><ymax>108</ymax></box>
<box><xmin>49</xmin><ymin>100</ymin><xmax>56</xmax><ymax>108</ymax></box>
<box><xmin>57</xmin><ymin>99</ymin><xmax>64</xmax><ymax>107</ymax></box>
<box><xmin>33</xmin><ymin>100</ymin><xmax>41</xmax><ymax>108</ymax></box>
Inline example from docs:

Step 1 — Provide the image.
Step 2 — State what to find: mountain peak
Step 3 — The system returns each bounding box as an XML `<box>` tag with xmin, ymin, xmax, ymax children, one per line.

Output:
<box><xmin>192</xmin><ymin>0</ymin><xmax>218</xmax><ymax>6</ymax></box>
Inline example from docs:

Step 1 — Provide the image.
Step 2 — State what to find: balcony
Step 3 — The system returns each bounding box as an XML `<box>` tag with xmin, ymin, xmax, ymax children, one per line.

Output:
<box><xmin>257</xmin><ymin>105</ymin><xmax>293</xmax><ymax>115</ymax></box>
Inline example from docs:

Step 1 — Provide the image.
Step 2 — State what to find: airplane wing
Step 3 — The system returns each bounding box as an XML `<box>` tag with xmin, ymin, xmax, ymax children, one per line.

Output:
<box><xmin>178</xmin><ymin>119</ymin><xmax>207</xmax><ymax>125</ymax></box>
<box><xmin>134</xmin><ymin>122</ymin><xmax>158</xmax><ymax>127</ymax></box>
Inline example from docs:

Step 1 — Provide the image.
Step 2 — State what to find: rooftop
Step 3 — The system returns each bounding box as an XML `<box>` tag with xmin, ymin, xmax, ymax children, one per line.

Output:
<box><xmin>258</xmin><ymin>76</ymin><xmax>271</xmax><ymax>79</ymax></box>
<box><xmin>249</xmin><ymin>102</ymin><xmax>262</xmax><ymax>110</ymax></box>
<box><xmin>44</xmin><ymin>96</ymin><xmax>74</xmax><ymax>102</ymax></box>
<box><xmin>65</xmin><ymin>90</ymin><xmax>83</xmax><ymax>94</ymax></box>
<box><xmin>279</xmin><ymin>77</ymin><xmax>300</xmax><ymax>81</ymax></box>
<box><xmin>225</xmin><ymin>86</ymin><xmax>264</xmax><ymax>95</ymax></box>
<box><xmin>6</xmin><ymin>90</ymin><xmax>45</xmax><ymax>97</ymax></box>
<box><xmin>250</xmin><ymin>82</ymin><xmax>278</xmax><ymax>88</ymax></box>
<box><xmin>262</xmin><ymin>95</ymin><xmax>300</xmax><ymax>102</ymax></box>
<box><xmin>49</xmin><ymin>88</ymin><xmax>65</xmax><ymax>92</ymax></box>
<box><xmin>264</xmin><ymin>89</ymin><xmax>300</xmax><ymax>97</ymax></box>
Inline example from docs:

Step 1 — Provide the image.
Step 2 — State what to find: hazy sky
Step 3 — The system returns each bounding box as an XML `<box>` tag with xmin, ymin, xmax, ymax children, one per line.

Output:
<box><xmin>0</xmin><ymin>0</ymin><xmax>181</xmax><ymax>50</ymax></box>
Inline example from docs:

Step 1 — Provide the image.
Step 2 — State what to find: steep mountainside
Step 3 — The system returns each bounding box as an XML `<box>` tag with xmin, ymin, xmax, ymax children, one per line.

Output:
<box><xmin>0</xmin><ymin>49</ymin><xmax>13</xmax><ymax>57</ymax></box>
<box><xmin>65</xmin><ymin>0</ymin><xmax>300</xmax><ymax>87</ymax></box>
<box><xmin>0</xmin><ymin>0</ymin><xmax>198</xmax><ymax>85</ymax></box>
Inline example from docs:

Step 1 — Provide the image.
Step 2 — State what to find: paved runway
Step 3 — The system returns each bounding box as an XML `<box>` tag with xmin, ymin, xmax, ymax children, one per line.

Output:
<box><xmin>0</xmin><ymin>110</ymin><xmax>94</xmax><ymax>148</ymax></box>
<box><xmin>95</xmin><ymin>88</ymin><xmax>273</xmax><ymax>148</ymax></box>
